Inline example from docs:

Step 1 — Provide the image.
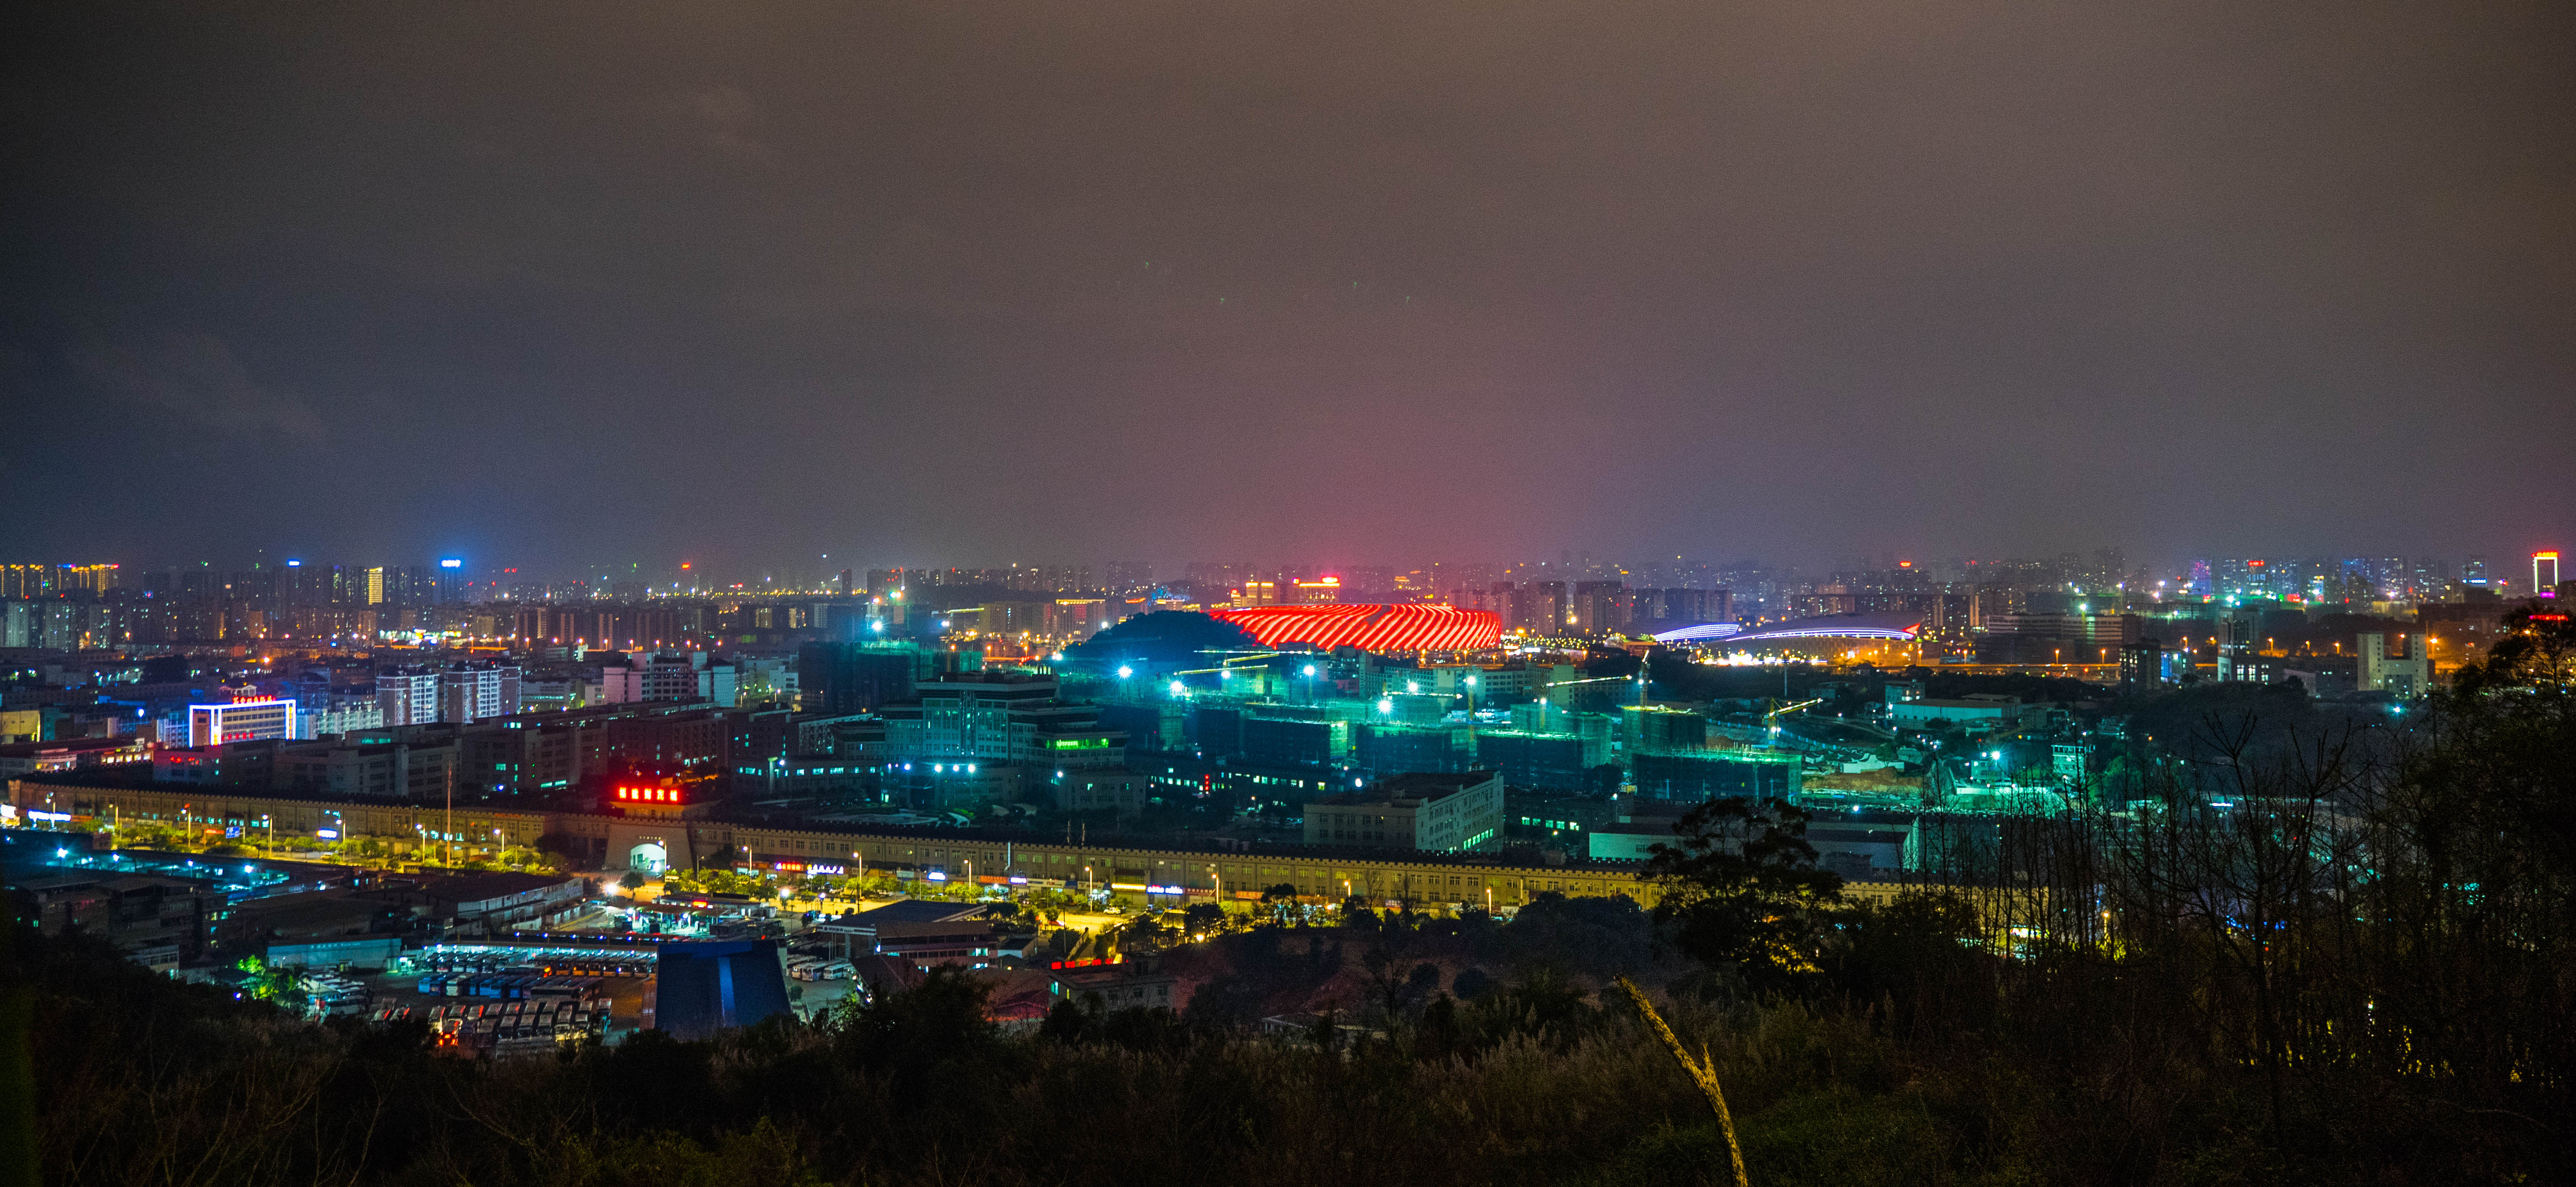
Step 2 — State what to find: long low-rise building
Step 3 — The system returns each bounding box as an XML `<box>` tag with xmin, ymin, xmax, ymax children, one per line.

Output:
<box><xmin>7</xmin><ymin>777</ymin><xmax>1917</xmax><ymax>912</ymax></box>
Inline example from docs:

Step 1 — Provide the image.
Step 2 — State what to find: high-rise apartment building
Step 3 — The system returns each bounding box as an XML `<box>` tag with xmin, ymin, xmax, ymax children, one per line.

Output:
<box><xmin>2368</xmin><ymin>557</ymin><xmax>2405</xmax><ymax>599</ymax></box>
<box><xmin>2357</xmin><ymin>633</ymin><xmax>2429</xmax><ymax>697</ymax></box>
<box><xmin>1570</xmin><ymin>581</ymin><xmax>1628</xmax><ymax>634</ymax></box>
<box><xmin>63</xmin><ymin>564</ymin><xmax>117</xmax><ymax>597</ymax></box>
<box><xmin>2410</xmin><ymin>558</ymin><xmax>2447</xmax><ymax>600</ymax></box>
<box><xmin>1627</xmin><ymin>587</ymin><xmax>1727</xmax><ymax>628</ymax></box>
<box><xmin>0</xmin><ymin>602</ymin><xmax>118</xmax><ymax>650</ymax></box>
<box><xmin>292</xmin><ymin>683</ymin><xmax>385</xmax><ymax>739</ymax></box>
<box><xmin>376</xmin><ymin>667</ymin><xmax>442</xmax><ymax>726</ymax></box>
<box><xmin>1102</xmin><ymin>562</ymin><xmax>1155</xmax><ymax>592</ymax></box>
<box><xmin>2120</xmin><ymin>641</ymin><xmax>2171</xmax><ymax>692</ymax></box>
<box><xmin>1</xmin><ymin>564</ymin><xmax>117</xmax><ymax>599</ymax></box>
<box><xmin>438</xmin><ymin>663</ymin><xmax>522</xmax><ymax>723</ymax></box>
<box><xmin>0</xmin><ymin>565</ymin><xmax>49</xmax><ymax>599</ymax></box>
<box><xmin>362</xmin><ymin>564</ymin><xmax>435</xmax><ymax>606</ymax></box>
<box><xmin>1515</xmin><ymin>581</ymin><xmax>1568</xmax><ymax>635</ymax></box>
<box><xmin>1920</xmin><ymin>592</ymin><xmax>1978</xmax><ymax>660</ymax></box>
<box><xmin>597</xmin><ymin>652</ymin><xmax>736</xmax><ymax>708</ymax></box>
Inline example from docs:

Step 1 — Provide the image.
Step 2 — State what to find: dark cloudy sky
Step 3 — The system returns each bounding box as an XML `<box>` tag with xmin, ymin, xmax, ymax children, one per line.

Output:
<box><xmin>3</xmin><ymin>0</ymin><xmax>2570</xmax><ymax>578</ymax></box>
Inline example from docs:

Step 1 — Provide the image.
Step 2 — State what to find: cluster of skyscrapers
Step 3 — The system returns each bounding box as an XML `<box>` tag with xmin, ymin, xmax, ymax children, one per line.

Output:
<box><xmin>2185</xmin><ymin>555</ymin><xmax>2529</xmax><ymax>603</ymax></box>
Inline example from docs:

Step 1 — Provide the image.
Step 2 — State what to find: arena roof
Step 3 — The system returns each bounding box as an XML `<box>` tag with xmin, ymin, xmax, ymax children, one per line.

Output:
<box><xmin>1649</xmin><ymin>622</ymin><xmax>1746</xmax><ymax>644</ymax></box>
<box><xmin>1697</xmin><ymin>611</ymin><xmax>1921</xmax><ymax>645</ymax></box>
<box><xmin>1211</xmin><ymin>604</ymin><xmax>1502</xmax><ymax>652</ymax></box>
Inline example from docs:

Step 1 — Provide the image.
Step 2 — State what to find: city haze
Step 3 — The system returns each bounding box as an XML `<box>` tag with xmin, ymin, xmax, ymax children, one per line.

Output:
<box><xmin>3</xmin><ymin>1</ymin><xmax>2571</xmax><ymax>569</ymax></box>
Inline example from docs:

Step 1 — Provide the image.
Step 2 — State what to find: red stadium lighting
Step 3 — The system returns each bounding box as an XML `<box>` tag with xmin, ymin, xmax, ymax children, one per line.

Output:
<box><xmin>1213</xmin><ymin>604</ymin><xmax>1501</xmax><ymax>651</ymax></box>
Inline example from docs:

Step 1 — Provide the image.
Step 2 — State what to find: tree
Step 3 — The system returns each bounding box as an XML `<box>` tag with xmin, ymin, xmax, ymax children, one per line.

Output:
<box><xmin>618</xmin><ymin>870</ymin><xmax>646</xmax><ymax>893</ymax></box>
<box><xmin>2454</xmin><ymin>608</ymin><xmax>2576</xmax><ymax>694</ymax></box>
<box><xmin>532</xmin><ymin>831</ymin><xmax>587</xmax><ymax>870</ymax></box>
<box><xmin>1037</xmin><ymin>997</ymin><xmax>1091</xmax><ymax>1044</ymax></box>
<box><xmin>828</xmin><ymin>965</ymin><xmax>997</xmax><ymax>1076</ymax></box>
<box><xmin>1180</xmin><ymin>902</ymin><xmax>1227</xmax><ymax>936</ymax></box>
<box><xmin>1258</xmin><ymin>882</ymin><xmax>1304</xmax><ymax>925</ymax></box>
<box><xmin>232</xmin><ymin>957</ymin><xmax>301</xmax><ymax>1004</ymax></box>
<box><xmin>1358</xmin><ymin>930</ymin><xmax>1440</xmax><ymax>1033</ymax></box>
<box><xmin>1643</xmin><ymin>796</ymin><xmax>1843</xmax><ymax>987</ymax></box>
<box><xmin>1618</xmin><ymin>976</ymin><xmax>1747</xmax><ymax>1187</ymax></box>
<box><xmin>1122</xmin><ymin>913</ymin><xmax>1170</xmax><ymax>952</ymax></box>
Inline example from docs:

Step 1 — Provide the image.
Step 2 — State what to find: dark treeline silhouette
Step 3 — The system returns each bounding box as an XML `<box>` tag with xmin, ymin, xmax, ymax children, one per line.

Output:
<box><xmin>11</xmin><ymin>619</ymin><xmax>2572</xmax><ymax>1185</ymax></box>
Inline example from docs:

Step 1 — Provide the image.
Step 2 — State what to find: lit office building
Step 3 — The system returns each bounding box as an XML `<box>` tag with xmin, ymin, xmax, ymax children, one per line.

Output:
<box><xmin>189</xmin><ymin>699</ymin><xmax>297</xmax><ymax>747</ymax></box>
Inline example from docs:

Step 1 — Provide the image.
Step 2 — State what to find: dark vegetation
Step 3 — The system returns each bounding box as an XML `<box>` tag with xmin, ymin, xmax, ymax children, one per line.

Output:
<box><xmin>10</xmin><ymin>620</ymin><xmax>2573</xmax><ymax>1185</ymax></box>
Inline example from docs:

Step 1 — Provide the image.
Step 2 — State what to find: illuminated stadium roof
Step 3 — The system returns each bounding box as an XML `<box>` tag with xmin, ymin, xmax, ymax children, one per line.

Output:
<box><xmin>1718</xmin><ymin>611</ymin><xmax>1921</xmax><ymax>645</ymax></box>
<box><xmin>1212</xmin><ymin>604</ymin><xmax>1502</xmax><ymax>651</ymax></box>
<box><xmin>1650</xmin><ymin>622</ymin><xmax>1746</xmax><ymax>644</ymax></box>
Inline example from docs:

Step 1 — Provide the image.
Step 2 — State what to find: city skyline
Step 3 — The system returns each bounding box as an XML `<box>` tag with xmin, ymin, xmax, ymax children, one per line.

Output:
<box><xmin>8</xmin><ymin>544</ymin><xmax>2562</xmax><ymax>592</ymax></box>
<box><xmin>8</xmin><ymin>5</ymin><xmax>2570</xmax><ymax>1181</ymax></box>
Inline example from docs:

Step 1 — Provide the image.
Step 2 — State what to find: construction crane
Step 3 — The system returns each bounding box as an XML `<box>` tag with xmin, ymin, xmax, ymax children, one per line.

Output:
<box><xmin>1763</xmin><ymin>696</ymin><xmax>1826</xmax><ymax>723</ymax></box>
<box><xmin>1169</xmin><ymin>650</ymin><xmax>1290</xmax><ymax>676</ymax></box>
<box><xmin>1539</xmin><ymin>673</ymin><xmax>1632</xmax><ymax>691</ymax></box>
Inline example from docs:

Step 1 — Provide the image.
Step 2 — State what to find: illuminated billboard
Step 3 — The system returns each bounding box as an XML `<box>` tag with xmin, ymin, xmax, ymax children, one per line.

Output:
<box><xmin>1212</xmin><ymin>604</ymin><xmax>1501</xmax><ymax>651</ymax></box>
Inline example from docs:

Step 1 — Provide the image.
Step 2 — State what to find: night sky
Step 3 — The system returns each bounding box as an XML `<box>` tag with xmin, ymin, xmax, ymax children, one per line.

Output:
<box><xmin>3</xmin><ymin>1</ymin><xmax>2570</xmax><ymax>576</ymax></box>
